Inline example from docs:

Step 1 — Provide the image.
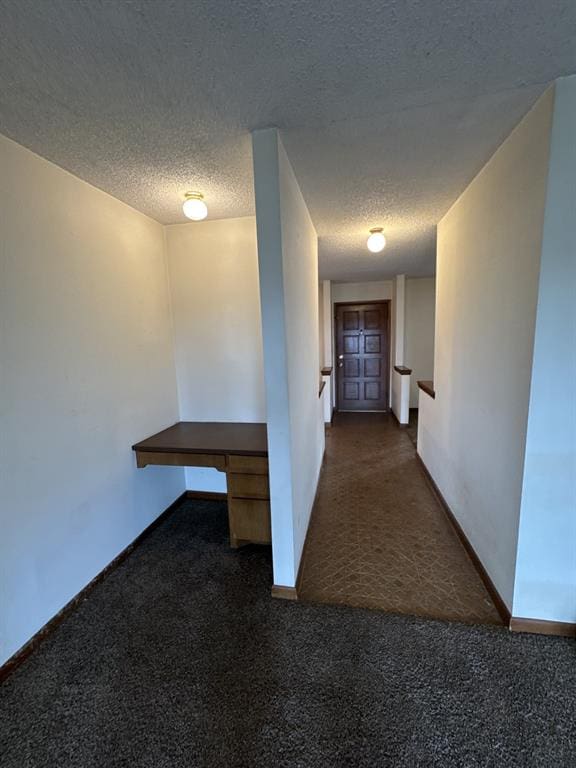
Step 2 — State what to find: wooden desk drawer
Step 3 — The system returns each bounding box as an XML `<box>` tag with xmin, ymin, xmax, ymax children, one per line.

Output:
<box><xmin>228</xmin><ymin>472</ymin><xmax>269</xmax><ymax>499</ymax></box>
<box><xmin>228</xmin><ymin>498</ymin><xmax>271</xmax><ymax>544</ymax></box>
<box><xmin>227</xmin><ymin>455</ymin><xmax>268</xmax><ymax>475</ymax></box>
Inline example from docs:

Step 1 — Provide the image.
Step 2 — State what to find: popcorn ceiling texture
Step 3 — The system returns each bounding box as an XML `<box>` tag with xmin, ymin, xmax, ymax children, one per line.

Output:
<box><xmin>1</xmin><ymin>0</ymin><xmax>575</xmax><ymax>279</ymax></box>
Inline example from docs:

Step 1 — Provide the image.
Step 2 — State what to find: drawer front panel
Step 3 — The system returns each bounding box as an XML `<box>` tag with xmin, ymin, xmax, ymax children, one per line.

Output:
<box><xmin>227</xmin><ymin>455</ymin><xmax>269</xmax><ymax>475</ymax></box>
<box><xmin>228</xmin><ymin>472</ymin><xmax>270</xmax><ymax>499</ymax></box>
<box><xmin>228</xmin><ymin>498</ymin><xmax>271</xmax><ymax>544</ymax></box>
<box><xmin>135</xmin><ymin>451</ymin><xmax>226</xmax><ymax>471</ymax></box>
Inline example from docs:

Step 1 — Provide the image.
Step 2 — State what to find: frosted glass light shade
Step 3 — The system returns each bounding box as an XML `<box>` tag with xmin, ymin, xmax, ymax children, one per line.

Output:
<box><xmin>367</xmin><ymin>229</ymin><xmax>386</xmax><ymax>253</ymax></box>
<box><xmin>183</xmin><ymin>194</ymin><xmax>208</xmax><ymax>221</ymax></box>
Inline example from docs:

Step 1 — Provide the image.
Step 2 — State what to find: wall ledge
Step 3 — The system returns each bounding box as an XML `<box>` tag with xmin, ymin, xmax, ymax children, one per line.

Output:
<box><xmin>417</xmin><ymin>380</ymin><xmax>435</xmax><ymax>399</ymax></box>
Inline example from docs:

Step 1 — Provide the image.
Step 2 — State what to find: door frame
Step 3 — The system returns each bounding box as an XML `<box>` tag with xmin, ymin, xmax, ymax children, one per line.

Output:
<box><xmin>334</xmin><ymin>300</ymin><xmax>391</xmax><ymax>413</ymax></box>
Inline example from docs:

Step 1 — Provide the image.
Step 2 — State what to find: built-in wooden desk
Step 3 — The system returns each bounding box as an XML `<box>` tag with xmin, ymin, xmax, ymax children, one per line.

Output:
<box><xmin>132</xmin><ymin>422</ymin><xmax>270</xmax><ymax>548</ymax></box>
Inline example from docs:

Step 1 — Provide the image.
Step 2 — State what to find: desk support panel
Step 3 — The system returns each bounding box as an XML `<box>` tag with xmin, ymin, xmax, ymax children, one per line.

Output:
<box><xmin>135</xmin><ymin>451</ymin><xmax>227</xmax><ymax>472</ymax></box>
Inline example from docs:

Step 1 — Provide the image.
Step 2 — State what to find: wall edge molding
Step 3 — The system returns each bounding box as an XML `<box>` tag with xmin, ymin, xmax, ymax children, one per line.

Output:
<box><xmin>510</xmin><ymin>616</ymin><xmax>576</xmax><ymax>638</ymax></box>
<box><xmin>271</xmin><ymin>585</ymin><xmax>298</xmax><ymax>600</ymax></box>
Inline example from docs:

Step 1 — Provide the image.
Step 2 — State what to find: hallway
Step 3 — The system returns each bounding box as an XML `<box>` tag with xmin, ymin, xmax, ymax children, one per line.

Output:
<box><xmin>298</xmin><ymin>414</ymin><xmax>502</xmax><ymax>625</ymax></box>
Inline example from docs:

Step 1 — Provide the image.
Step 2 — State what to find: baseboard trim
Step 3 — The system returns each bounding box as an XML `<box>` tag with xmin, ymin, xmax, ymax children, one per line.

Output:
<box><xmin>510</xmin><ymin>617</ymin><xmax>576</xmax><ymax>638</ymax></box>
<box><xmin>416</xmin><ymin>455</ymin><xmax>511</xmax><ymax>626</ymax></box>
<box><xmin>271</xmin><ymin>585</ymin><xmax>299</xmax><ymax>600</ymax></box>
<box><xmin>295</xmin><ymin>451</ymin><xmax>327</xmax><ymax>596</ymax></box>
<box><xmin>391</xmin><ymin>409</ymin><xmax>408</xmax><ymax>429</ymax></box>
<box><xmin>185</xmin><ymin>490</ymin><xmax>227</xmax><ymax>501</ymax></box>
<box><xmin>0</xmin><ymin>491</ymin><xmax>188</xmax><ymax>686</ymax></box>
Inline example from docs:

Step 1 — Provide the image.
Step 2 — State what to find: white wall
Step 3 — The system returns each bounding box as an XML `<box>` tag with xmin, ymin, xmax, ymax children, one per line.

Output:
<box><xmin>513</xmin><ymin>76</ymin><xmax>576</xmax><ymax>624</ymax></box>
<box><xmin>332</xmin><ymin>280</ymin><xmax>392</xmax><ymax>304</ymax></box>
<box><xmin>318</xmin><ymin>282</ymin><xmax>325</xmax><ymax>367</ymax></box>
<box><xmin>252</xmin><ymin>128</ymin><xmax>325</xmax><ymax>588</ymax></box>
<box><xmin>321</xmin><ymin>280</ymin><xmax>332</xmax><ymax>369</ymax></box>
<box><xmin>392</xmin><ymin>275</ymin><xmax>406</xmax><ymax>367</ymax></box>
<box><xmin>165</xmin><ymin>218</ymin><xmax>265</xmax><ymax>492</ymax></box>
<box><xmin>391</xmin><ymin>371</ymin><xmax>410</xmax><ymax>425</ymax></box>
<box><xmin>391</xmin><ymin>275</ymin><xmax>409</xmax><ymax>422</ymax></box>
<box><xmin>390</xmin><ymin>279</ymin><xmax>397</xmax><ymax>397</ymax></box>
<box><xmin>320</xmin><ymin>281</ymin><xmax>333</xmax><ymax>422</ymax></box>
<box><xmin>280</xmin><ymin>140</ymin><xmax>325</xmax><ymax>573</ymax></box>
<box><xmin>417</xmin><ymin>88</ymin><xmax>554</xmax><ymax>610</ymax></box>
<box><xmin>318</xmin><ymin>282</ymin><xmax>333</xmax><ymax>422</ymax></box>
<box><xmin>405</xmin><ymin>277</ymin><xmax>436</xmax><ymax>407</ymax></box>
<box><xmin>0</xmin><ymin>134</ymin><xmax>184</xmax><ymax>665</ymax></box>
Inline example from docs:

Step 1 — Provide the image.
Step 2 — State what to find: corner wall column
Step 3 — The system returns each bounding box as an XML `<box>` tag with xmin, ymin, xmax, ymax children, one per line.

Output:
<box><xmin>252</xmin><ymin>128</ymin><xmax>325</xmax><ymax>592</ymax></box>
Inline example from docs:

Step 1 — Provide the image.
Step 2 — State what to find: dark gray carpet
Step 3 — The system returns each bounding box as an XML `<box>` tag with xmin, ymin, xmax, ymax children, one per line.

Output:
<box><xmin>1</xmin><ymin>500</ymin><xmax>575</xmax><ymax>768</ymax></box>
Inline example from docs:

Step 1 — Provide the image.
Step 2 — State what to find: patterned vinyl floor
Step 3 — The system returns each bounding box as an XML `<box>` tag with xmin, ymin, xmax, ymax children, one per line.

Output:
<box><xmin>298</xmin><ymin>412</ymin><xmax>502</xmax><ymax>625</ymax></box>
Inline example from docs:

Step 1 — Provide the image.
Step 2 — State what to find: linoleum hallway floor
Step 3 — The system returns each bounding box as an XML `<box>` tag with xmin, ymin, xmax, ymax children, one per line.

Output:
<box><xmin>298</xmin><ymin>413</ymin><xmax>502</xmax><ymax>625</ymax></box>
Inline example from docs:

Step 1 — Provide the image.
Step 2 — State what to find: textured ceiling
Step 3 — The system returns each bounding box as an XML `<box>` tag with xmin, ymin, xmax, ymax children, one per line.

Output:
<box><xmin>1</xmin><ymin>0</ymin><xmax>575</xmax><ymax>280</ymax></box>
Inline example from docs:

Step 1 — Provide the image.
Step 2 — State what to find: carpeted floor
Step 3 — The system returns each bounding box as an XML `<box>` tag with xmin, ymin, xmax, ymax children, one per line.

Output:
<box><xmin>1</xmin><ymin>499</ymin><xmax>575</xmax><ymax>767</ymax></box>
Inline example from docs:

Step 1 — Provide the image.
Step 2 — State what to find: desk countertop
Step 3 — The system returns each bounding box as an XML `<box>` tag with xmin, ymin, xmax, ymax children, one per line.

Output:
<box><xmin>132</xmin><ymin>421</ymin><xmax>268</xmax><ymax>457</ymax></box>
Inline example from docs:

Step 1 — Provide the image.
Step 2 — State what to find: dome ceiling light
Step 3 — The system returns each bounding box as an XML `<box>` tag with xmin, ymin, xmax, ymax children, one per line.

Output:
<box><xmin>183</xmin><ymin>191</ymin><xmax>208</xmax><ymax>221</ymax></box>
<box><xmin>367</xmin><ymin>227</ymin><xmax>386</xmax><ymax>253</ymax></box>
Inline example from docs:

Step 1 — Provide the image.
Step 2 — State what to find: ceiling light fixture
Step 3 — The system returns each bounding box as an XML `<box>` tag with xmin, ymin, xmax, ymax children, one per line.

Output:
<box><xmin>367</xmin><ymin>228</ymin><xmax>386</xmax><ymax>253</ymax></box>
<box><xmin>182</xmin><ymin>191</ymin><xmax>208</xmax><ymax>221</ymax></box>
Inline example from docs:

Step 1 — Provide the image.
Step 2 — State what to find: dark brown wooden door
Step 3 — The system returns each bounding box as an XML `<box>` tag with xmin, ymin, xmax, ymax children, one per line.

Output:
<box><xmin>336</xmin><ymin>302</ymin><xmax>390</xmax><ymax>411</ymax></box>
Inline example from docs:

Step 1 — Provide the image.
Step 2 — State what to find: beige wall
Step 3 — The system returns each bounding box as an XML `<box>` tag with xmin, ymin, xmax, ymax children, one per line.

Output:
<box><xmin>318</xmin><ymin>282</ymin><xmax>325</xmax><ymax>367</ymax></box>
<box><xmin>405</xmin><ymin>277</ymin><xmax>436</xmax><ymax>407</ymax></box>
<box><xmin>331</xmin><ymin>280</ymin><xmax>394</xmax><ymax>407</ymax></box>
<box><xmin>418</xmin><ymin>88</ymin><xmax>554</xmax><ymax>609</ymax></box>
<box><xmin>332</xmin><ymin>280</ymin><xmax>392</xmax><ymax>304</ymax></box>
<box><xmin>321</xmin><ymin>281</ymin><xmax>332</xmax><ymax>369</ymax></box>
<box><xmin>165</xmin><ymin>217</ymin><xmax>265</xmax><ymax>491</ymax></box>
<box><xmin>0</xmin><ymin>134</ymin><xmax>183</xmax><ymax>665</ymax></box>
